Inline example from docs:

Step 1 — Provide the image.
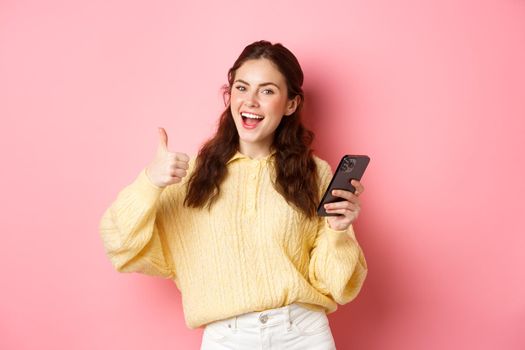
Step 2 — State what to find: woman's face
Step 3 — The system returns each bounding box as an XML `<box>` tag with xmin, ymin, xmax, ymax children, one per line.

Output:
<box><xmin>230</xmin><ymin>58</ymin><xmax>298</xmax><ymax>156</ymax></box>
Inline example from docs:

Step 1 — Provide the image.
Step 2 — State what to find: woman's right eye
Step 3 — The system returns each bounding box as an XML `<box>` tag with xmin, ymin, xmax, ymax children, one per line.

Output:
<box><xmin>235</xmin><ymin>85</ymin><xmax>246</xmax><ymax>91</ymax></box>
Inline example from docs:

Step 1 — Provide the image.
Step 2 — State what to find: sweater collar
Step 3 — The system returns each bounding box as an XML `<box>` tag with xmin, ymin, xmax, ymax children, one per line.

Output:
<box><xmin>227</xmin><ymin>150</ymin><xmax>277</xmax><ymax>164</ymax></box>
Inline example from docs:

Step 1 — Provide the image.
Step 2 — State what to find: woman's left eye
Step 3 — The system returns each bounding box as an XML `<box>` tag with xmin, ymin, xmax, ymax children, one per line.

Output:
<box><xmin>262</xmin><ymin>89</ymin><xmax>274</xmax><ymax>95</ymax></box>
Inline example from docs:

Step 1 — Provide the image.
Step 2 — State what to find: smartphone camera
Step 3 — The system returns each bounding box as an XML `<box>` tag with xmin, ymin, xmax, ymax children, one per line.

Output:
<box><xmin>341</xmin><ymin>158</ymin><xmax>356</xmax><ymax>173</ymax></box>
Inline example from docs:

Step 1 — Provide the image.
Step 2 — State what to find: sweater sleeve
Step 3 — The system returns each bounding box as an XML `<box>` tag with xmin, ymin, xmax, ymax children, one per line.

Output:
<box><xmin>99</xmin><ymin>168</ymin><xmax>177</xmax><ymax>279</ymax></box>
<box><xmin>308</xmin><ymin>159</ymin><xmax>368</xmax><ymax>304</ymax></box>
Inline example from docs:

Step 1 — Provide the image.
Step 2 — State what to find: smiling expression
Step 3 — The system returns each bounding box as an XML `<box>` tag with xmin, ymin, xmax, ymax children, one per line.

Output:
<box><xmin>230</xmin><ymin>58</ymin><xmax>299</xmax><ymax>157</ymax></box>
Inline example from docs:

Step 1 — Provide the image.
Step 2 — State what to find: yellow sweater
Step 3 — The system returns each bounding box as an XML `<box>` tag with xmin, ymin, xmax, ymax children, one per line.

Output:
<box><xmin>99</xmin><ymin>151</ymin><xmax>367</xmax><ymax>329</ymax></box>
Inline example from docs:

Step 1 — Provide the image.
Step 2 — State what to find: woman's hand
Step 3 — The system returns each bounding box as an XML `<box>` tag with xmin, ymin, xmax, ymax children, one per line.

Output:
<box><xmin>325</xmin><ymin>180</ymin><xmax>365</xmax><ymax>231</ymax></box>
<box><xmin>145</xmin><ymin>127</ymin><xmax>190</xmax><ymax>188</ymax></box>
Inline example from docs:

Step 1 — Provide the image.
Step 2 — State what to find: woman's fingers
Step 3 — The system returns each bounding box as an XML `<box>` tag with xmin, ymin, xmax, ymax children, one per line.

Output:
<box><xmin>331</xmin><ymin>189</ymin><xmax>359</xmax><ymax>203</ymax></box>
<box><xmin>171</xmin><ymin>168</ymin><xmax>187</xmax><ymax>178</ymax></box>
<box><xmin>170</xmin><ymin>161</ymin><xmax>189</xmax><ymax>171</ymax></box>
<box><xmin>175</xmin><ymin>152</ymin><xmax>190</xmax><ymax>162</ymax></box>
<box><xmin>351</xmin><ymin>180</ymin><xmax>365</xmax><ymax>196</ymax></box>
<box><xmin>324</xmin><ymin>200</ymin><xmax>359</xmax><ymax>212</ymax></box>
<box><xmin>325</xmin><ymin>181</ymin><xmax>365</xmax><ymax>230</ymax></box>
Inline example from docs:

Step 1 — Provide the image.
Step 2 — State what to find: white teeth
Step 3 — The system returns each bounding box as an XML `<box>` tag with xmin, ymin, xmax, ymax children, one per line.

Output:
<box><xmin>241</xmin><ymin>112</ymin><xmax>264</xmax><ymax>119</ymax></box>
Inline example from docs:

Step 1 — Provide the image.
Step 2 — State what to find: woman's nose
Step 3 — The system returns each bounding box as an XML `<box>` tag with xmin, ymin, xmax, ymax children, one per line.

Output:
<box><xmin>244</xmin><ymin>92</ymin><xmax>259</xmax><ymax>107</ymax></box>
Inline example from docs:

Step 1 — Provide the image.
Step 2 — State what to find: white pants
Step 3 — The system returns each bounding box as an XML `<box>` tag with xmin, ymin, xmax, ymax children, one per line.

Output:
<box><xmin>200</xmin><ymin>303</ymin><xmax>336</xmax><ymax>350</ymax></box>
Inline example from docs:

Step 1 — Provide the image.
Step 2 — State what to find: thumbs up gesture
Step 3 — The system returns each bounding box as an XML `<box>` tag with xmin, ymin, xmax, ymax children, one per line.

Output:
<box><xmin>145</xmin><ymin>128</ymin><xmax>190</xmax><ymax>188</ymax></box>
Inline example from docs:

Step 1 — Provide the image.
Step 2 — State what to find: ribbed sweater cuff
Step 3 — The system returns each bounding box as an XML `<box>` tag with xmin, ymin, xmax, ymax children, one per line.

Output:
<box><xmin>324</xmin><ymin>219</ymin><xmax>358</xmax><ymax>242</ymax></box>
<box><xmin>133</xmin><ymin>168</ymin><xmax>165</xmax><ymax>203</ymax></box>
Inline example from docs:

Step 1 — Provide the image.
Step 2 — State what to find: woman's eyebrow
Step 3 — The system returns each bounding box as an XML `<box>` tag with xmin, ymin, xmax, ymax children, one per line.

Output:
<box><xmin>234</xmin><ymin>79</ymin><xmax>281</xmax><ymax>90</ymax></box>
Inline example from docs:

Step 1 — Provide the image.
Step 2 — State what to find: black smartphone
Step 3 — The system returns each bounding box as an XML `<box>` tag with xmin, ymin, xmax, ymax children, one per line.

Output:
<box><xmin>317</xmin><ymin>155</ymin><xmax>370</xmax><ymax>216</ymax></box>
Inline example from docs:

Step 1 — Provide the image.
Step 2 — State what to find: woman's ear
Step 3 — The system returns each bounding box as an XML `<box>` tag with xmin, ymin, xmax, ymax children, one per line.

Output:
<box><xmin>284</xmin><ymin>95</ymin><xmax>301</xmax><ymax>116</ymax></box>
<box><xmin>222</xmin><ymin>86</ymin><xmax>232</xmax><ymax>106</ymax></box>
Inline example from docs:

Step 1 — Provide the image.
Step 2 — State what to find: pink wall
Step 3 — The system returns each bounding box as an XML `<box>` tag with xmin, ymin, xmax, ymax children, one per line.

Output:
<box><xmin>1</xmin><ymin>0</ymin><xmax>524</xmax><ymax>349</ymax></box>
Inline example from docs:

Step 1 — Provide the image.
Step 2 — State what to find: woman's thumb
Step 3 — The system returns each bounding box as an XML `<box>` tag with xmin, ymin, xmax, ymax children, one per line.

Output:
<box><xmin>158</xmin><ymin>127</ymin><xmax>168</xmax><ymax>150</ymax></box>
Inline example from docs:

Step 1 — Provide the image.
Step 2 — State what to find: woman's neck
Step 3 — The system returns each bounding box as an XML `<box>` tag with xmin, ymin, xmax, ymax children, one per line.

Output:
<box><xmin>238</xmin><ymin>142</ymin><xmax>273</xmax><ymax>160</ymax></box>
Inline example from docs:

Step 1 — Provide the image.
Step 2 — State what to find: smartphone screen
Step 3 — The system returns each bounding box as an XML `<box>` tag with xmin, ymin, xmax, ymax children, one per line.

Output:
<box><xmin>317</xmin><ymin>155</ymin><xmax>370</xmax><ymax>216</ymax></box>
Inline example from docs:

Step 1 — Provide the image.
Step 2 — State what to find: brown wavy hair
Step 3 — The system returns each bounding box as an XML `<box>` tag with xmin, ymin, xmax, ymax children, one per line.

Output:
<box><xmin>184</xmin><ymin>40</ymin><xmax>319</xmax><ymax>218</ymax></box>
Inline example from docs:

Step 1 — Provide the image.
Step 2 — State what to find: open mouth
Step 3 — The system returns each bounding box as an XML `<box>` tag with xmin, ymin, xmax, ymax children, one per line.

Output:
<box><xmin>241</xmin><ymin>112</ymin><xmax>265</xmax><ymax>129</ymax></box>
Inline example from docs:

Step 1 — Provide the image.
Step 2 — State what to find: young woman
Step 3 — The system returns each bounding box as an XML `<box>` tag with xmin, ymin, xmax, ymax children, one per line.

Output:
<box><xmin>99</xmin><ymin>40</ymin><xmax>367</xmax><ymax>350</ymax></box>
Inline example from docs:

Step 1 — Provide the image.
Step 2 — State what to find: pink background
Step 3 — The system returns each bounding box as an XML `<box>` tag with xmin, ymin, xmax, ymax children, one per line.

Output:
<box><xmin>1</xmin><ymin>0</ymin><xmax>524</xmax><ymax>349</ymax></box>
